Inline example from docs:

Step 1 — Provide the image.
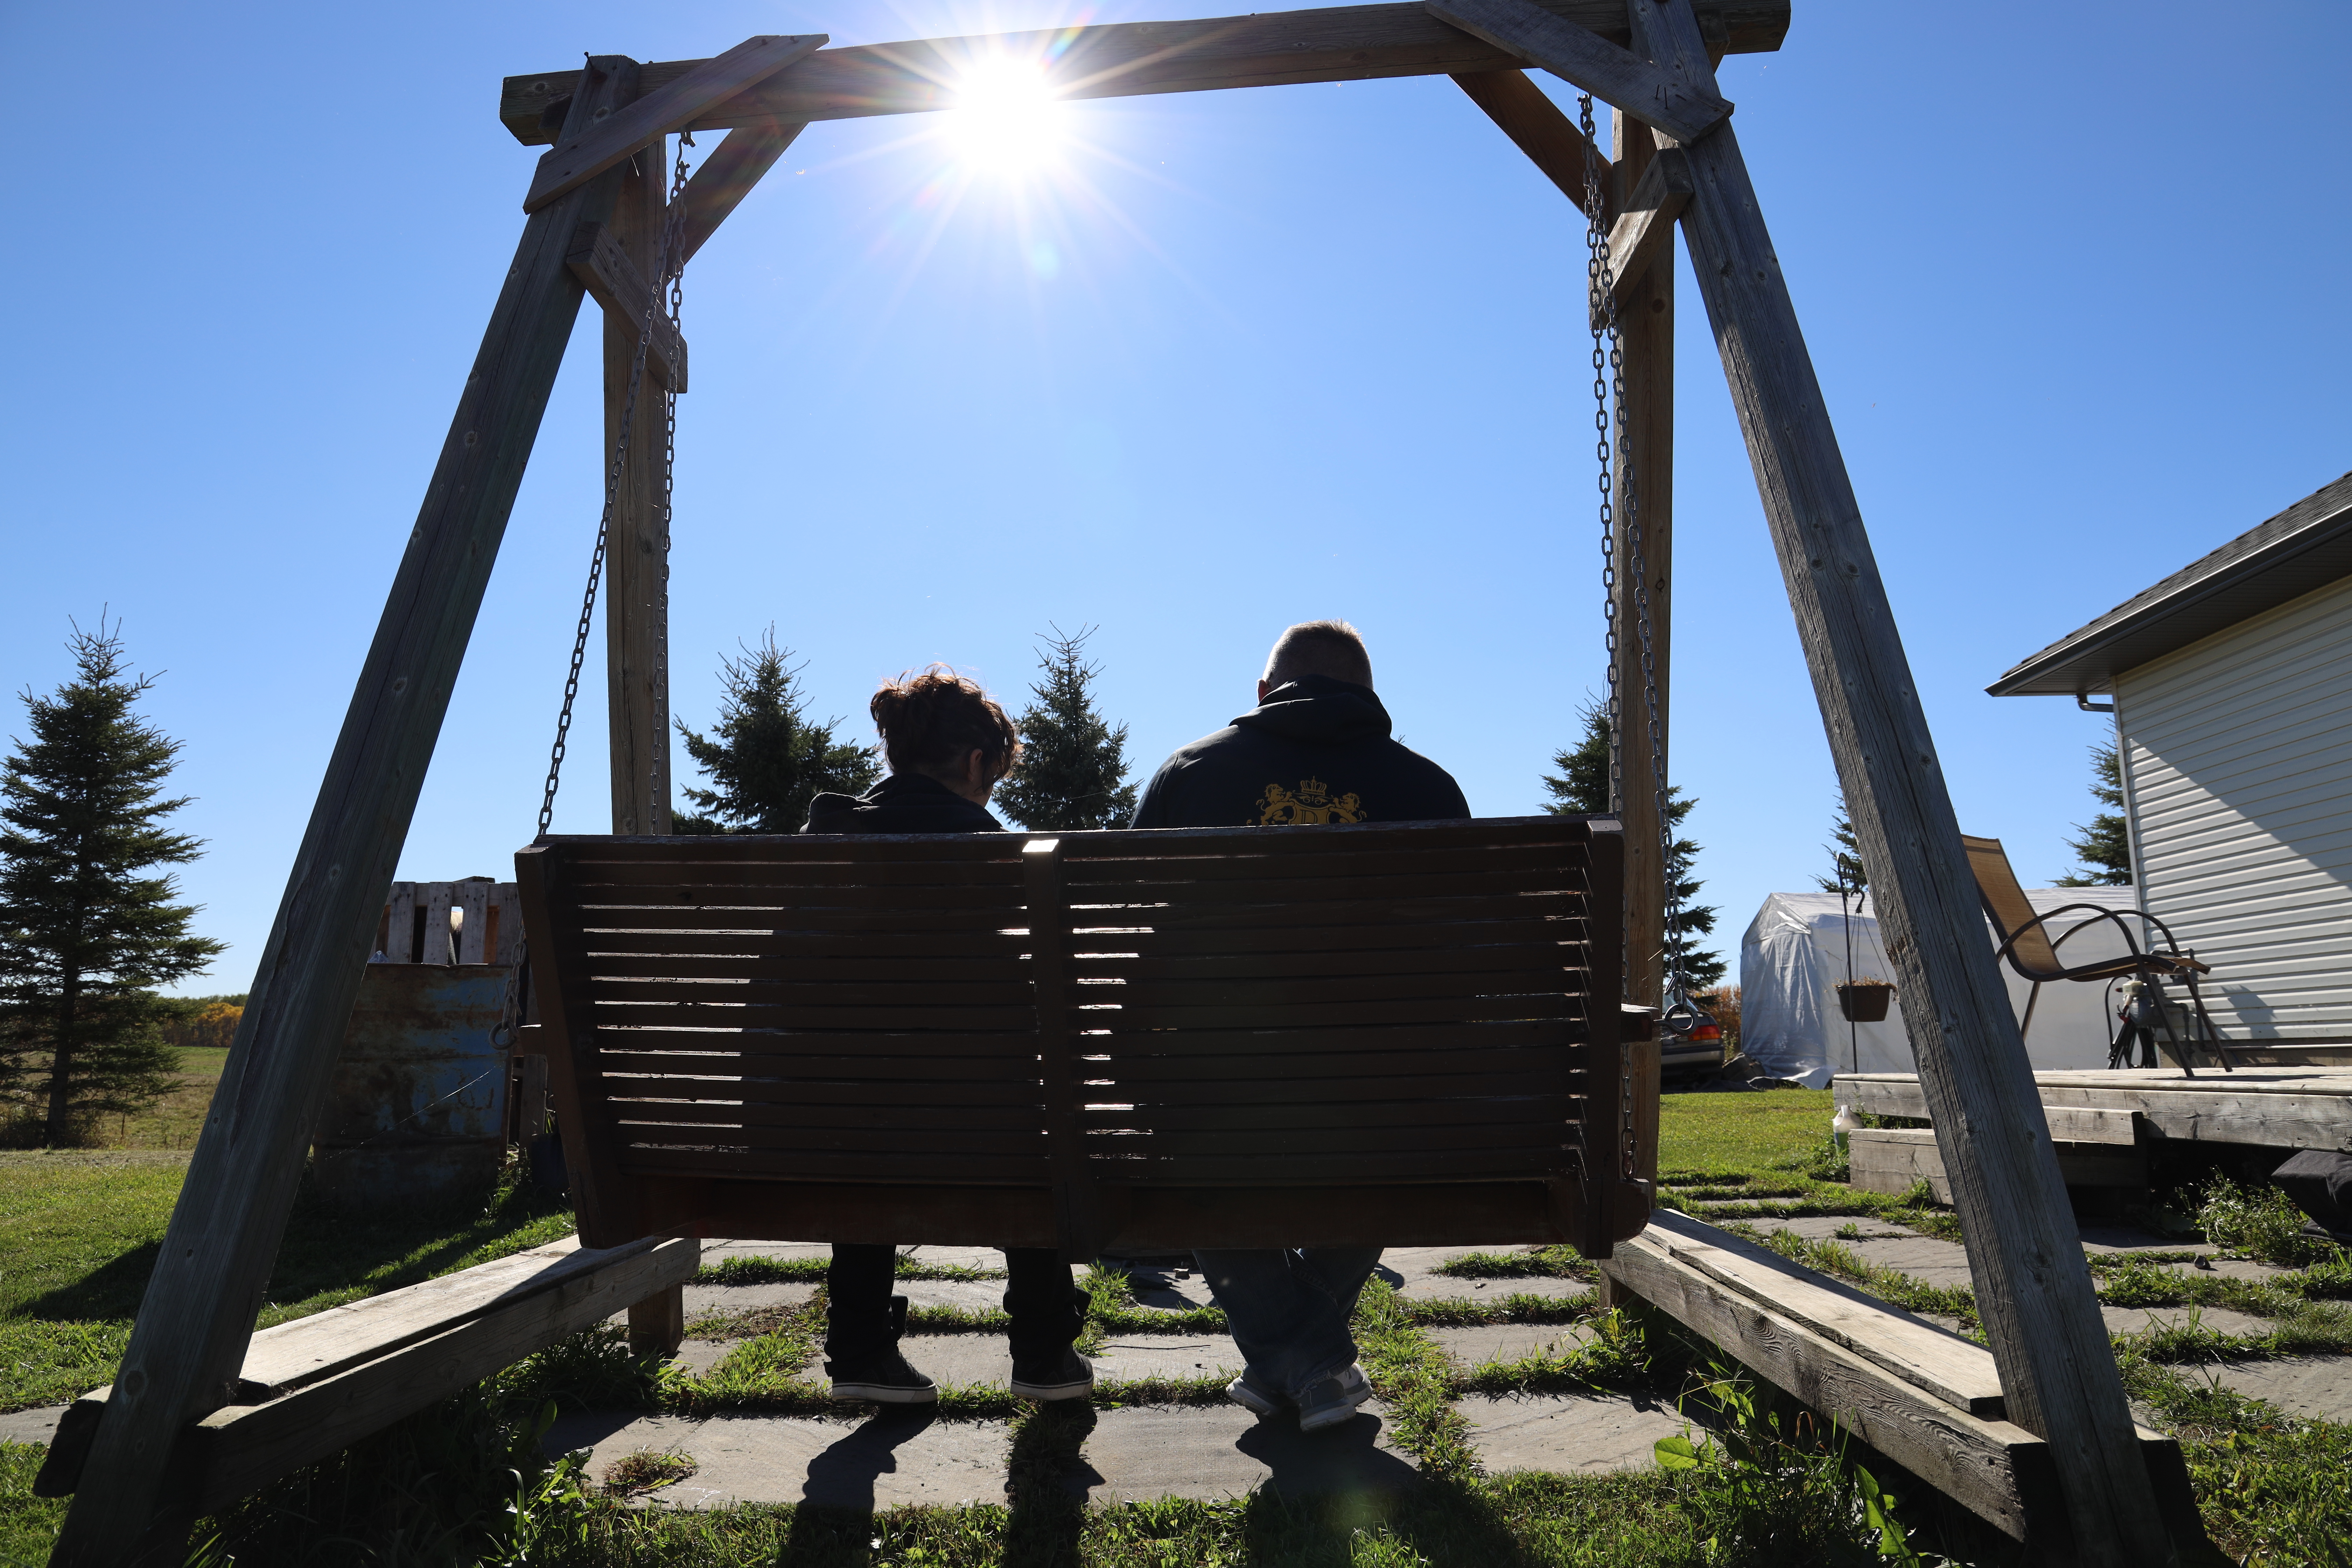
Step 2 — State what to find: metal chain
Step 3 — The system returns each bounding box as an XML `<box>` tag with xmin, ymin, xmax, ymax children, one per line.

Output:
<box><xmin>537</xmin><ymin>138</ymin><xmax>695</xmax><ymax>838</ymax></box>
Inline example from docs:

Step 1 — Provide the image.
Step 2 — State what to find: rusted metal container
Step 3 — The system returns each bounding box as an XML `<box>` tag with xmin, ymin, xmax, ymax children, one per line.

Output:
<box><xmin>310</xmin><ymin>964</ymin><xmax>514</xmax><ymax>1204</ymax></box>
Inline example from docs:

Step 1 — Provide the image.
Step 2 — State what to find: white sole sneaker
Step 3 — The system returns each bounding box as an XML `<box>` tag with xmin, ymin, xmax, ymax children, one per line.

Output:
<box><xmin>1297</xmin><ymin>1364</ymin><xmax>1373</xmax><ymax>1432</ymax></box>
<box><xmin>1225</xmin><ymin>1372</ymin><xmax>1284</xmax><ymax>1418</ymax></box>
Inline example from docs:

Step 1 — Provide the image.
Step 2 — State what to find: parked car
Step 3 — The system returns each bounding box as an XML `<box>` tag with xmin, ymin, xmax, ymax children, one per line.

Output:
<box><xmin>1657</xmin><ymin>995</ymin><xmax>1726</xmax><ymax>1080</ymax></box>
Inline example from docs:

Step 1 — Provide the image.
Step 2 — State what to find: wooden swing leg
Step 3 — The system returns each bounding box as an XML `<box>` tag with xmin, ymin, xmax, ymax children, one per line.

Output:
<box><xmin>1415</xmin><ymin>0</ymin><xmax>2171</xmax><ymax>1557</ymax></box>
<box><xmin>46</xmin><ymin>60</ymin><xmax>648</xmax><ymax>1568</ymax></box>
<box><xmin>628</xmin><ymin>1284</ymin><xmax>687</xmax><ymax>1356</ymax></box>
<box><xmin>1624</xmin><ymin>4</ymin><xmax>2174</xmax><ymax>1550</ymax></box>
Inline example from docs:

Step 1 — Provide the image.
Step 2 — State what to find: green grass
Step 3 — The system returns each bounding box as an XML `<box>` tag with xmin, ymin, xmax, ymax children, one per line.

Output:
<box><xmin>1656</xmin><ymin>1088</ymin><xmax>1834</xmax><ymax>1172</ymax></box>
<box><xmin>0</xmin><ymin>1149</ymin><xmax>573</xmax><ymax>1412</ymax></box>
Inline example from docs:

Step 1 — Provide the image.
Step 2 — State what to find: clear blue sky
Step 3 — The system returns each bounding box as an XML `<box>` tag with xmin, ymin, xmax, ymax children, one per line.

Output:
<box><xmin>3</xmin><ymin>1</ymin><xmax>2346</xmax><ymax>995</ymax></box>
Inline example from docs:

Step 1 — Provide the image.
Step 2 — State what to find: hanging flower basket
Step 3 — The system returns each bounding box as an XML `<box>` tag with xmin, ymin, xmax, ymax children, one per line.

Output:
<box><xmin>1837</xmin><ymin>980</ymin><xmax>1895</xmax><ymax>1023</ymax></box>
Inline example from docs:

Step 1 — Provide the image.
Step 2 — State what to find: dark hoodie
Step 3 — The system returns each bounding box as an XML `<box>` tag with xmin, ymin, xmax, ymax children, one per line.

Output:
<box><xmin>1130</xmin><ymin>674</ymin><xmax>1470</xmax><ymax>830</ymax></box>
<box><xmin>802</xmin><ymin>772</ymin><xmax>1004</xmax><ymax>835</ymax></box>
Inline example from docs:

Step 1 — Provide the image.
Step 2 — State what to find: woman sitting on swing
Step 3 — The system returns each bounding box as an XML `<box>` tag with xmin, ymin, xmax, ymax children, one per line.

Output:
<box><xmin>800</xmin><ymin>666</ymin><xmax>1092</xmax><ymax>1403</ymax></box>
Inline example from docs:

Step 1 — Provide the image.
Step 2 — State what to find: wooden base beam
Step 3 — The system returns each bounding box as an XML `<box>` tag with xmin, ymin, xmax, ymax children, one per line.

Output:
<box><xmin>38</xmin><ymin>1237</ymin><xmax>695</xmax><ymax>1515</ymax></box>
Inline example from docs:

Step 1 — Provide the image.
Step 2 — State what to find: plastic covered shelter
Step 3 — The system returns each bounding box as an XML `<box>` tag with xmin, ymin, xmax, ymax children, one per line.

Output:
<box><xmin>1738</xmin><ymin>888</ymin><xmax>2141</xmax><ymax>1087</ymax></box>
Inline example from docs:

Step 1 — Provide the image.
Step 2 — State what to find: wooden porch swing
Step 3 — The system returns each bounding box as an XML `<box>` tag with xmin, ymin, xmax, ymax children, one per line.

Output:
<box><xmin>52</xmin><ymin>3</ymin><xmax>2194</xmax><ymax>1563</ymax></box>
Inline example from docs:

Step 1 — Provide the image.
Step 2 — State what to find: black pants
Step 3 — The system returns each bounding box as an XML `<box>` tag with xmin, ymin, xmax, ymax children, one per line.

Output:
<box><xmin>825</xmin><ymin>1245</ymin><xmax>1084</xmax><ymax>1367</ymax></box>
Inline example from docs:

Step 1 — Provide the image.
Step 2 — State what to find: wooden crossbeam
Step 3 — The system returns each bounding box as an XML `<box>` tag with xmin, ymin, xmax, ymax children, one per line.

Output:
<box><xmin>678</xmin><ymin>118</ymin><xmax>807</xmax><ymax>266</ymax></box>
<box><xmin>1601</xmin><ymin>144</ymin><xmax>1690</xmax><ymax>312</ymax></box>
<box><xmin>1448</xmin><ymin>69</ymin><xmax>1611</xmax><ymax>220</ymax></box>
<box><xmin>567</xmin><ymin>221</ymin><xmax>687</xmax><ymax>390</ymax></box>
<box><xmin>1426</xmin><ymin>0</ymin><xmax>1731</xmax><ymax>143</ymax></box>
<box><xmin>524</xmin><ymin>34</ymin><xmax>826</xmax><ymax>212</ymax></box>
<box><xmin>498</xmin><ymin>1</ymin><xmax>1789</xmax><ymax>146</ymax></box>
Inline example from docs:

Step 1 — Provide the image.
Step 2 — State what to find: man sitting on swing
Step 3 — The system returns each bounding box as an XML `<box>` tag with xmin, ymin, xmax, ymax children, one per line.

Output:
<box><xmin>1131</xmin><ymin>620</ymin><xmax>1470</xmax><ymax>1432</ymax></box>
<box><xmin>800</xmin><ymin>667</ymin><xmax>1092</xmax><ymax>1405</ymax></box>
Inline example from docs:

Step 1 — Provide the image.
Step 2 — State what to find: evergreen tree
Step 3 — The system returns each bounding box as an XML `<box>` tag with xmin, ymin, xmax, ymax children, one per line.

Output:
<box><xmin>0</xmin><ymin>620</ymin><xmax>223</xmax><ymax>1146</ymax></box>
<box><xmin>993</xmin><ymin>626</ymin><xmax>1138</xmax><ymax>831</ymax></box>
<box><xmin>2054</xmin><ymin>741</ymin><xmax>2133</xmax><ymax>887</ymax></box>
<box><xmin>1539</xmin><ymin>701</ymin><xmax>1612</xmax><ymax>816</ymax></box>
<box><xmin>1540</xmin><ymin>701</ymin><xmax>1724</xmax><ymax>992</ymax></box>
<box><xmin>1813</xmin><ymin>790</ymin><xmax>1868</xmax><ymax>903</ymax></box>
<box><xmin>674</xmin><ymin>630</ymin><xmax>880</xmax><ymax>833</ymax></box>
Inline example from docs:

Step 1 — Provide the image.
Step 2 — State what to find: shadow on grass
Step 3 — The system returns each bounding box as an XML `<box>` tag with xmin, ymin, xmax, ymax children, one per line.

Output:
<box><xmin>20</xmin><ymin>1172</ymin><xmax>572</xmax><ymax>1324</ymax></box>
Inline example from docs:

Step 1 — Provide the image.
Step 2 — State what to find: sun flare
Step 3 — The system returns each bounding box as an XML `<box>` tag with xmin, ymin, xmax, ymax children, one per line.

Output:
<box><xmin>947</xmin><ymin>58</ymin><xmax>1064</xmax><ymax>173</ymax></box>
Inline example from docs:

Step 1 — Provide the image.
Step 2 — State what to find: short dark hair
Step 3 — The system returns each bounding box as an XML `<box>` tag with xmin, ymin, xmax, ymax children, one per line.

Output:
<box><xmin>1263</xmin><ymin>620</ymin><xmax>1372</xmax><ymax>689</ymax></box>
<box><xmin>870</xmin><ymin>667</ymin><xmax>1021</xmax><ymax>782</ymax></box>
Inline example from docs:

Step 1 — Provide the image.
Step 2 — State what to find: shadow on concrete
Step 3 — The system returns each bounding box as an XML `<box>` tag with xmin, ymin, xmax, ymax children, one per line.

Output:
<box><xmin>1236</xmin><ymin>1411</ymin><xmax>1422</xmax><ymax>1497</ymax></box>
<box><xmin>799</xmin><ymin>1405</ymin><xmax>941</xmax><ymax>1510</ymax></box>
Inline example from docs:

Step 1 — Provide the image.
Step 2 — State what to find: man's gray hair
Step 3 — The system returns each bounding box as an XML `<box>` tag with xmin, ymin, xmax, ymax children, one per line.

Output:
<box><xmin>1263</xmin><ymin>620</ymin><xmax>1373</xmax><ymax>690</ymax></box>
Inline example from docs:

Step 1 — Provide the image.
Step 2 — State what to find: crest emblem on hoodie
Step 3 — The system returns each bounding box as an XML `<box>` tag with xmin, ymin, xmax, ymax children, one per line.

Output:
<box><xmin>1256</xmin><ymin>778</ymin><xmax>1364</xmax><ymax>826</ymax></box>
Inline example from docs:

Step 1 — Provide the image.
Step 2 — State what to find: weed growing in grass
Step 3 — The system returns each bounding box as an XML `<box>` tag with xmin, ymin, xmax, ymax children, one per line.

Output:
<box><xmin>1454</xmin><ymin>1307</ymin><xmax>1648</xmax><ymax>1397</ymax></box>
<box><xmin>498</xmin><ymin>1323</ymin><xmax>676</xmax><ymax>1413</ymax></box>
<box><xmin>1655</xmin><ymin>1361</ymin><xmax>1924</xmax><ymax>1565</ymax></box>
<box><xmin>601</xmin><ymin>1448</ymin><xmax>699</xmax><ymax>1497</ymax></box>
<box><xmin>2120</xmin><ymin>1354</ymin><xmax>2352</xmax><ymax>1565</ymax></box>
<box><xmin>1353</xmin><ymin>1277</ymin><xmax>1477</xmax><ymax>1476</ymax></box>
<box><xmin>2198</xmin><ymin>1176</ymin><xmax>2346</xmax><ymax>1269</ymax></box>
<box><xmin>1397</xmin><ymin>1290</ymin><xmax>1597</xmax><ymax>1328</ymax></box>
<box><xmin>1430</xmin><ymin>1246</ymin><xmax>1594</xmax><ymax>1281</ymax></box>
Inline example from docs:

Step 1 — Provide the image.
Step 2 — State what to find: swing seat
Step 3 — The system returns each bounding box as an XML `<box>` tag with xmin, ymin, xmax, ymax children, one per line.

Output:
<box><xmin>516</xmin><ymin>815</ymin><xmax>1653</xmax><ymax>1259</ymax></box>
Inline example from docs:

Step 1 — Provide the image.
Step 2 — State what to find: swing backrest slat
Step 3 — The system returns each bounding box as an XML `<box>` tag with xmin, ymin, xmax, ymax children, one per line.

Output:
<box><xmin>516</xmin><ymin>815</ymin><xmax>1648</xmax><ymax>1258</ymax></box>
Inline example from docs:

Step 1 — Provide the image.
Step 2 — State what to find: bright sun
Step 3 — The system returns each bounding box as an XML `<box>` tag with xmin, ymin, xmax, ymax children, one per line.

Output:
<box><xmin>947</xmin><ymin>58</ymin><xmax>1064</xmax><ymax>173</ymax></box>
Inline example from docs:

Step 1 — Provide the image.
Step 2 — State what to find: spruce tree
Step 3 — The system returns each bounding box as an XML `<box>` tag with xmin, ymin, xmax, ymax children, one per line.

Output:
<box><xmin>2054</xmin><ymin>741</ymin><xmax>2132</xmax><ymax>887</ymax></box>
<box><xmin>993</xmin><ymin>626</ymin><xmax>1138</xmax><ymax>831</ymax></box>
<box><xmin>1540</xmin><ymin>701</ymin><xmax>1724</xmax><ymax>992</ymax></box>
<box><xmin>0</xmin><ymin>620</ymin><xmax>223</xmax><ymax>1146</ymax></box>
<box><xmin>1813</xmin><ymin>790</ymin><xmax>1869</xmax><ymax>902</ymax></box>
<box><xmin>674</xmin><ymin>630</ymin><xmax>880</xmax><ymax>833</ymax></box>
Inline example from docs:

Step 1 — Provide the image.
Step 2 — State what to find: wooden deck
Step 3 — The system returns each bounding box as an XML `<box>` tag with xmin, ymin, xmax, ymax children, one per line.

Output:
<box><xmin>1836</xmin><ymin>1069</ymin><xmax>2352</xmax><ymax>1153</ymax></box>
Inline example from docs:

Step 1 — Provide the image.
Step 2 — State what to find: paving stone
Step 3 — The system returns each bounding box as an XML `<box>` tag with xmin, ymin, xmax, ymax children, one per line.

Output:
<box><xmin>683</xmin><ymin>1280</ymin><xmax>817</xmax><ymax>1319</ymax></box>
<box><xmin>902</xmin><ymin>1278</ymin><xmax>1019</xmax><ymax>1315</ymax></box>
<box><xmin>1395</xmin><ymin>1273</ymin><xmax>1590</xmax><ymax>1304</ymax></box>
<box><xmin>1091</xmin><ymin>1334</ymin><xmax>1245</xmax><ymax>1383</ymax></box>
<box><xmin>1113</xmin><ymin>1265</ymin><xmax>1218</xmax><ymax>1312</ymax></box>
<box><xmin>900</xmin><ymin>1334</ymin><xmax>1015</xmax><ymax>1390</ymax></box>
<box><xmin>1066</xmin><ymin>1402</ymin><xmax>1416</xmax><ymax>1502</ymax></box>
<box><xmin>1833</xmin><ymin>1235</ymin><xmax>1975</xmax><ymax>1289</ymax></box>
<box><xmin>902</xmin><ymin>1246</ymin><xmax>1012</xmax><ymax>1274</ymax></box>
<box><xmin>1765</xmin><ymin>1216</ymin><xmax>1918</xmax><ymax>1243</ymax></box>
<box><xmin>1430</xmin><ymin>1324</ymin><xmax>1595</xmax><ymax>1371</ymax></box>
<box><xmin>544</xmin><ymin>1409</ymin><xmax>1015</xmax><ymax>1510</ymax></box>
<box><xmin>2200</xmin><ymin>1355</ymin><xmax>2352</xmax><ymax>1422</ymax></box>
<box><xmin>2100</xmin><ymin>1304</ymin><xmax>2275</xmax><ymax>1339</ymax></box>
<box><xmin>0</xmin><ymin>1405</ymin><xmax>65</xmax><ymax>1446</ymax></box>
<box><xmin>667</xmin><ymin>1338</ymin><xmax>736</xmax><ymax>1378</ymax></box>
<box><xmin>1459</xmin><ymin>1391</ymin><xmax>1689</xmax><ymax>1474</ymax></box>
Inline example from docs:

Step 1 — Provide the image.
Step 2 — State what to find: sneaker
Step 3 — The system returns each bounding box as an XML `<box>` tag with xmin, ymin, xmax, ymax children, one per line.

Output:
<box><xmin>828</xmin><ymin>1348</ymin><xmax>939</xmax><ymax>1404</ymax></box>
<box><xmin>1296</xmin><ymin>1364</ymin><xmax>1373</xmax><ymax>1432</ymax></box>
<box><xmin>1225</xmin><ymin>1367</ymin><xmax>1287</xmax><ymax>1419</ymax></box>
<box><xmin>1010</xmin><ymin>1348</ymin><xmax>1094</xmax><ymax>1401</ymax></box>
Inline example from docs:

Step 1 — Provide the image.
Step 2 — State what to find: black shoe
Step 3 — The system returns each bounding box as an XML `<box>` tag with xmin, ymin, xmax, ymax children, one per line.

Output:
<box><xmin>828</xmin><ymin>1348</ymin><xmax>938</xmax><ymax>1404</ymax></box>
<box><xmin>1010</xmin><ymin>1347</ymin><xmax>1094</xmax><ymax>1401</ymax></box>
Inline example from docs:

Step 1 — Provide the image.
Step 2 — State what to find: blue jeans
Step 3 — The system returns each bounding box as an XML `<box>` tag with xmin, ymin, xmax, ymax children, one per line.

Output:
<box><xmin>1193</xmin><ymin>1246</ymin><xmax>1383</xmax><ymax>1400</ymax></box>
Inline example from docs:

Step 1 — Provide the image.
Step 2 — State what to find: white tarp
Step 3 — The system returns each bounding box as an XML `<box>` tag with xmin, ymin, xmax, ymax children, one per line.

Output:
<box><xmin>1737</xmin><ymin>887</ymin><xmax>2144</xmax><ymax>1088</ymax></box>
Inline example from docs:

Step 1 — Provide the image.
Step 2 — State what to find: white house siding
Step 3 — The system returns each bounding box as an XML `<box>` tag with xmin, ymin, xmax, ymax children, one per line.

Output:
<box><xmin>2114</xmin><ymin>574</ymin><xmax>2352</xmax><ymax>1040</ymax></box>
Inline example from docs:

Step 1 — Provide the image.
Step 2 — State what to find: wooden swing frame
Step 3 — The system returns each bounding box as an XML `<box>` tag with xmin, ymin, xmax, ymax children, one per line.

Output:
<box><xmin>49</xmin><ymin>3</ymin><xmax>2191</xmax><ymax>1563</ymax></box>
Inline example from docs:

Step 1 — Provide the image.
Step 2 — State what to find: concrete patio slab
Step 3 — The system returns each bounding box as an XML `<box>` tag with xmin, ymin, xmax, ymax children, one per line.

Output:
<box><xmin>0</xmin><ymin>1405</ymin><xmax>65</xmax><ymax>1447</ymax></box>
<box><xmin>2201</xmin><ymin>1354</ymin><xmax>2352</xmax><ymax>1422</ymax></box>
<box><xmin>1459</xmin><ymin>1391</ymin><xmax>1688</xmax><ymax>1474</ymax></box>
<box><xmin>1065</xmin><ymin>1403</ymin><xmax>1417</xmax><ymax>1502</ymax></box>
<box><xmin>2100</xmin><ymin>1304</ymin><xmax>2275</xmax><ymax>1340</ymax></box>
<box><xmin>543</xmin><ymin>1408</ymin><xmax>1015</xmax><ymax>1510</ymax></box>
<box><xmin>1430</xmin><ymin>1323</ymin><xmax>1595</xmax><ymax>1371</ymax></box>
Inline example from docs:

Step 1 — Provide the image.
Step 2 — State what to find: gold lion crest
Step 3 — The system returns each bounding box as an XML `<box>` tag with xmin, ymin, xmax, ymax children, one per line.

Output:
<box><xmin>1256</xmin><ymin>777</ymin><xmax>1365</xmax><ymax>826</ymax></box>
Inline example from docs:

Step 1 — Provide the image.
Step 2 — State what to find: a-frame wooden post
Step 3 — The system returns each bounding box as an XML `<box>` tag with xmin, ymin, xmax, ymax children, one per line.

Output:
<box><xmin>50</xmin><ymin>40</ymin><xmax>819</xmax><ymax>1564</ymax></box>
<box><xmin>1428</xmin><ymin>0</ymin><xmax>2175</xmax><ymax>1559</ymax></box>
<box><xmin>602</xmin><ymin>58</ymin><xmax>675</xmax><ymax>842</ymax></box>
<box><xmin>1609</xmin><ymin>100</ymin><xmax>1672</xmax><ymax>1190</ymax></box>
